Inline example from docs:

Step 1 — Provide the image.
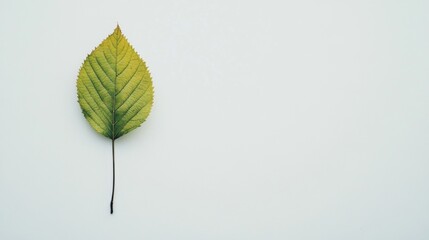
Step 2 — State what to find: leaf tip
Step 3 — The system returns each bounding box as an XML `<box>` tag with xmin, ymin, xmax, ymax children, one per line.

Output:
<box><xmin>114</xmin><ymin>24</ymin><xmax>122</xmax><ymax>34</ymax></box>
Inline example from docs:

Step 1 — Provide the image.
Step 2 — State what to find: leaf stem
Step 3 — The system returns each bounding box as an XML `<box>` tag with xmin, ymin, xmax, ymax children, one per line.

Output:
<box><xmin>110</xmin><ymin>138</ymin><xmax>115</xmax><ymax>214</ymax></box>
<box><xmin>110</xmin><ymin>27</ymin><xmax>119</xmax><ymax>215</ymax></box>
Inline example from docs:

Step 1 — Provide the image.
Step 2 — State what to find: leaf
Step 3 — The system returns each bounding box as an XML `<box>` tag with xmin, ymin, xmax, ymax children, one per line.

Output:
<box><xmin>76</xmin><ymin>25</ymin><xmax>154</xmax><ymax>214</ymax></box>
<box><xmin>77</xmin><ymin>25</ymin><xmax>153</xmax><ymax>139</ymax></box>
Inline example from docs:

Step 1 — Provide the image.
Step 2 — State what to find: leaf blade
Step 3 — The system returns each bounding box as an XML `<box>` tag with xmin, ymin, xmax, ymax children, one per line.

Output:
<box><xmin>77</xmin><ymin>25</ymin><xmax>153</xmax><ymax>139</ymax></box>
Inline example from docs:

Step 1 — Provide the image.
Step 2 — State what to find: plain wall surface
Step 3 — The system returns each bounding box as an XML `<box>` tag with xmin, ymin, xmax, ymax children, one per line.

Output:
<box><xmin>1</xmin><ymin>0</ymin><xmax>428</xmax><ymax>239</ymax></box>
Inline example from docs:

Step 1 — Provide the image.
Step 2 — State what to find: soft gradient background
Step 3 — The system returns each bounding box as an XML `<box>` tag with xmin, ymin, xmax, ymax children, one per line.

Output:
<box><xmin>1</xmin><ymin>0</ymin><xmax>428</xmax><ymax>239</ymax></box>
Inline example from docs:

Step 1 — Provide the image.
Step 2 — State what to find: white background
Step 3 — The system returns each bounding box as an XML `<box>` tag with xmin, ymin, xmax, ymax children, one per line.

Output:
<box><xmin>1</xmin><ymin>0</ymin><xmax>429</xmax><ymax>239</ymax></box>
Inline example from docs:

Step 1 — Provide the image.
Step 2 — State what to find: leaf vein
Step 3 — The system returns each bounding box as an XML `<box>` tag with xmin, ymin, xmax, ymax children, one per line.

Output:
<box><xmin>115</xmin><ymin>75</ymin><xmax>145</xmax><ymax>112</ymax></box>
<box><xmin>94</xmin><ymin>56</ymin><xmax>114</xmax><ymax>82</ymax></box>
<box><xmin>87</xmin><ymin>59</ymin><xmax>113</xmax><ymax>96</ymax></box>
<box><xmin>115</xmin><ymin>60</ymin><xmax>142</xmax><ymax>97</ymax></box>
<box><xmin>118</xmin><ymin>95</ymin><xmax>152</xmax><ymax>134</ymax></box>
<box><xmin>79</xmin><ymin>84</ymin><xmax>112</xmax><ymax>127</ymax></box>
<box><xmin>102</xmin><ymin>50</ymin><xmax>116</xmax><ymax>73</ymax></box>
<box><xmin>115</xmin><ymin>83</ymin><xmax>152</xmax><ymax>126</ymax></box>
<box><xmin>82</xmin><ymin>66</ymin><xmax>113</xmax><ymax>115</ymax></box>
<box><xmin>118</xmin><ymin>44</ymin><xmax>130</xmax><ymax>63</ymax></box>
<box><xmin>80</xmin><ymin>97</ymin><xmax>110</xmax><ymax>132</ymax></box>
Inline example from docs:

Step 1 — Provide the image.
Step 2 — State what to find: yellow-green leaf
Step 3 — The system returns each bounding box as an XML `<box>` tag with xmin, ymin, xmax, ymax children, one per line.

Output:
<box><xmin>77</xmin><ymin>25</ymin><xmax>154</xmax><ymax>140</ymax></box>
<box><xmin>76</xmin><ymin>25</ymin><xmax>154</xmax><ymax>214</ymax></box>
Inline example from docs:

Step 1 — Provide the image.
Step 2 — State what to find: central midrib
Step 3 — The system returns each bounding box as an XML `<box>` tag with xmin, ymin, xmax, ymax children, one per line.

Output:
<box><xmin>112</xmin><ymin>32</ymin><xmax>119</xmax><ymax>140</ymax></box>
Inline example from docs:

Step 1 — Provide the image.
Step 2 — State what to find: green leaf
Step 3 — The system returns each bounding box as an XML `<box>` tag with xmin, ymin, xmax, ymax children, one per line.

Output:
<box><xmin>76</xmin><ymin>25</ymin><xmax>154</xmax><ymax>214</ymax></box>
<box><xmin>77</xmin><ymin>25</ymin><xmax>153</xmax><ymax>140</ymax></box>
